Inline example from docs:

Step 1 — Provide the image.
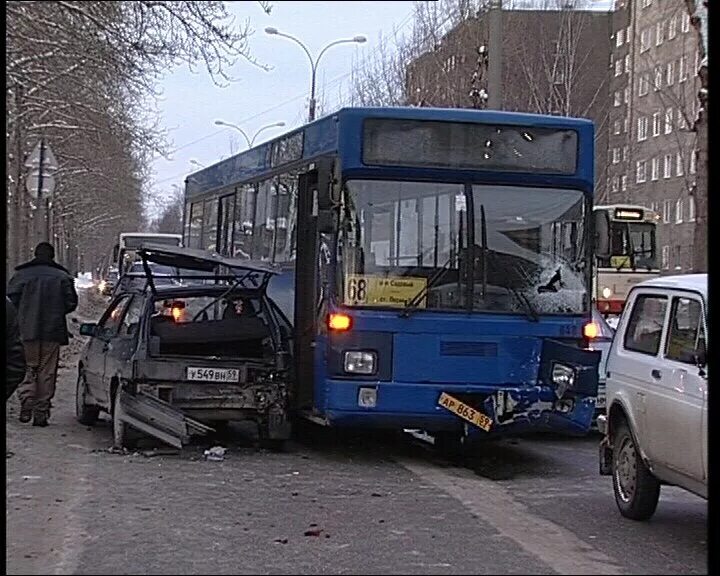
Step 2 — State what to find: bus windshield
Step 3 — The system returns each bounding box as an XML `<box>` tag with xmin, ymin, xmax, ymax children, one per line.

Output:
<box><xmin>339</xmin><ymin>180</ymin><xmax>589</xmax><ymax>315</ymax></box>
<box><xmin>599</xmin><ymin>220</ymin><xmax>657</xmax><ymax>270</ymax></box>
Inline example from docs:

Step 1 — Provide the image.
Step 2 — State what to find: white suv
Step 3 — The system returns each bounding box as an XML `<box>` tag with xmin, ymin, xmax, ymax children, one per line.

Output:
<box><xmin>598</xmin><ymin>274</ymin><xmax>707</xmax><ymax>520</ymax></box>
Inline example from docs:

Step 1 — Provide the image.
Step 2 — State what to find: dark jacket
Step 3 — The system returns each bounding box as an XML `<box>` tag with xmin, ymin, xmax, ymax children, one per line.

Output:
<box><xmin>6</xmin><ymin>297</ymin><xmax>26</xmax><ymax>399</ymax></box>
<box><xmin>7</xmin><ymin>258</ymin><xmax>78</xmax><ymax>345</ymax></box>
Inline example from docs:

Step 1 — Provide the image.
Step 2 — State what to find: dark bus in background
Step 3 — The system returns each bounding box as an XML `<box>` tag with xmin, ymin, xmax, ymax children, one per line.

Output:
<box><xmin>182</xmin><ymin>107</ymin><xmax>601</xmax><ymax>447</ymax></box>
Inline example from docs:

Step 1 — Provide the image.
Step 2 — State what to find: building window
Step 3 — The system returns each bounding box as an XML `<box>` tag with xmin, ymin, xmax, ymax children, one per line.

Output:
<box><xmin>673</xmin><ymin>246</ymin><xmax>682</xmax><ymax>270</ymax></box>
<box><xmin>676</xmin><ymin>152</ymin><xmax>684</xmax><ymax>176</ymax></box>
<box><xmin>666</xmin><ymin>61</ymin><xmax>675</xmax><ymax>85</ymax></box>
<box><xmin>662</xmin><ymin>245</ymin><xmax>669</xmax><ymax>269</ymax></box>
<box><xmin>682</xmin><ymin>12</ymin><xmax>691</xmax><ymax>33</ymax></box>
<box><xmin>613</xmin><ymin>90</ymin><xmax>621</xmax><ymax>107</ymax></box>
<box><xmin>654</xmin><ymin>65</ymin><xmax>663</xmax><ymax>90</ymax></box>
<box><xmin>623</xmin><ymin>146</ymin><xmax>628</xmax><ymax>162</ymax></box>
<box><xmin>615</xmin><ymin>59</ymin><xmax>623</xmax><ymax>77</ymax></box>
<box><xmin>663</xmin><ymin>200</ymin><xmax>671</xmax><ymax>223</ymax></box>
<box><xmin>613</xmin><ymin>119</ymin><xmax>622</xmax><ymax>135</ymax></box>
<box><xmin>651</xmin><ymin>157</ymin><xmax>660</xmax><ymax>181</ymax></box>
<box><xmin>688</xmin><ymin>196</ymin><xmax>696</xmax><ymax>221</ymax></box>
<box><xmin>690</xmin><ymin>150</ymin><xmax>697</xmax><ymax>174</ymax></box>
<box><xmin>655</xmin><ymin>21</ymin><xmax>664</xmax><ymax>45</ymax></box>
<box><xmin>636</xmin><ymin>160</ymin><xmax>648</xmax><ymax>183</ymax></box>
<box><xmin>638</xmin><ymin>74</ymin><xmax>650</xmax><ymax>96</ymax></box>
<box><xmin>640</xmin><ymin>28</ymin><xmax>651</xmax><ymax>52</ymax></box>
<box><xmin>675</xmin><ymin>199</ymin><xmax>683</xmax><ymax>223</ymax></box>
<box><xmin>668</xmin><ymin>15</ymin><xmax>678</xmax><ymax>39</ymax></box>
<box><xmin>612</xmin><ymin>176</ymin><xmax>619</xmax><ymax>192</ymax></box>
<box><xmin>612</xmin><ymin>147</ymin><xmax>621</xmax><ymax>164</ymax></box>
<box><xmin>623</xmin><ymin>117</ymin><xmax>629</xmax><ymax>133</ymax></box>
<box><xmin>678</xmin><ymin>109</ymin><xmax>688</xmax><ymax>130</ymax></box>
<box><xmin>621</xmin><ymin>174</ymin><xmax>628</xmax><ymax>192</ymax></box>
<box><xmin>679</xmin><ymin>56</ymin><xmax>688</xmax><ymax>82</ymax></box>
<box><xmin>624</xmin><ymin>54</ymin><xmax>630</xmax><ymax>73</ymax></box>
<box><xmin>624</xmin><ymin>86</ymin><xmax>629</xmax><ymax>104</ymax></box>
<box><xmin>616</xmin><ymin>29</ymin><xmax>624</xmax><ymax>47</ymax></box>
<box><xmin>665</xmin><ymin>107</ymin><xmax>673</xmax><ymax>134</ymax></box>
<box><xmin>637</xmin><ymin>116</ymin><xmax>649</xmax><ymax>141</ymax></box>
<box><xmin>664</xmin><ymin>154</ymin><xmax>673</xmax><ymax>178</ymax></box>
<box><xmin>652</xmin><ymin>111</ymin><xmax>661</xmax><ymax>136</ymax></box>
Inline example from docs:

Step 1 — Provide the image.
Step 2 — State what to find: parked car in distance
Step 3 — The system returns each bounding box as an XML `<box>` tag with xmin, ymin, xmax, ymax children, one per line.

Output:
<box><xmin>76</xmin><ymin>244</ymin><xmax>294</xmax><ymax>451</ymax></box>
<box><xmin>98</xmin><ymin>267</ymin><xmax>119</xmax><ymax>296</ymax></box>
<box><xmin>589</xmin><ymin>307</ymin><xmax>615</xmax><ymax>420</ymax></box>
<box><xmin>598</xmin><ymin>274</ymin><xmax>707</xmax><ymax>520</ymax></box>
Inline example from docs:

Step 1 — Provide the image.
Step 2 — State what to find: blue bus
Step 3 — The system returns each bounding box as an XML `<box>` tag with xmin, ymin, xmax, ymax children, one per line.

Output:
<box><xmin>182</xmin><ymin>107</ymin><xmax>601</xmax><ymax>448</ymax></box>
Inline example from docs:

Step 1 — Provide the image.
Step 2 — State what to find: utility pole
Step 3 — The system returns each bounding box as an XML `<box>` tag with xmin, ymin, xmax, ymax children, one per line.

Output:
<box><xmin>487</xmin><ymin>0</ymin><xmax>503</xmax><ymax>110</ymax></box>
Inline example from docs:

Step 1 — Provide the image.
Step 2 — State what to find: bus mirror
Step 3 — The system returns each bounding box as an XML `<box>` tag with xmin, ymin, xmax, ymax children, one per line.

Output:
<box><xmin>594</xmin><ymin>210</ymin><xmax>610</xmax><ymax>258</ymax></box>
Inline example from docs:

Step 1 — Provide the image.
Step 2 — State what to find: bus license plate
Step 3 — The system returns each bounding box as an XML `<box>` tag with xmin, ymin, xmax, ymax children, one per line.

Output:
<box><xmin>186</xmin><ymin>367</ymin><xmax>240</xmax><ymax>383</ymax></box>
<box><xmin>438</xmin><ymin>392</ymin><xmax>493</xmax><ymax>432</ymax></box>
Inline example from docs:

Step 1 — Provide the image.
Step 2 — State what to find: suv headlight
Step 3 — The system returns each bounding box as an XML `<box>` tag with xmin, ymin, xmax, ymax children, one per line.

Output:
<box><xmin>551</xmin><ymin>362</ymin><xmax>576</xmax><ymax>398</ymax></box>
<box><xmin>344</xmin><ymin>351</ymin><xmax>377</xmax><ymax>375</ymax></box>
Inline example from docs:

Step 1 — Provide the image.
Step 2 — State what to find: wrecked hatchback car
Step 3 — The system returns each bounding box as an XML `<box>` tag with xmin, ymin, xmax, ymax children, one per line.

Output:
<box><xmin>75</xmin><ymin>244</ymin><xmax>293</xmax><ymax>450</ymax></box>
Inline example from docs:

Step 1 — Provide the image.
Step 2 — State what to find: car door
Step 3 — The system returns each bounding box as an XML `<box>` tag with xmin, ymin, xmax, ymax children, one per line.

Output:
<box><xmin>85</xmin><ymin>294</ymin><xmax>133</xmax><ymax>403</ymax></box>
<box><xmin>645</xmin><ymin>292</ymin><xmax>706</xmax><ymax>480</ymax></box>
<box><xmin>609</xmin><ymin>290</ymin><xmax>669</xmax><ymax>451</ymax></box>
<box><xmin>101</xmin><ymin>295</ymin><xmax>146</xmax><ymax>407</ymax></box>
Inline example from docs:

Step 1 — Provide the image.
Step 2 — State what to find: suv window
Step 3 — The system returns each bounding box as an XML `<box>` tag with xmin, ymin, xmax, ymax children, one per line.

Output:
<box><xmin>623</xmin><ymin>294</ymin><xmax>668</xmax><ymax>355</ymax></box>
<box><xmin>665</xmin><ymin>296</ymin><xmax>706</xmax><ymax>364</ymax></box>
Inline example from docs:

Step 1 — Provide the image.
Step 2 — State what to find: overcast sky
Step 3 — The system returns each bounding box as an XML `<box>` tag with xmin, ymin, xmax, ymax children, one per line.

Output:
<box><xmin>148</xmin><ymin>0</ymin><xmax>614</xmax><ymax>215</ymax></box>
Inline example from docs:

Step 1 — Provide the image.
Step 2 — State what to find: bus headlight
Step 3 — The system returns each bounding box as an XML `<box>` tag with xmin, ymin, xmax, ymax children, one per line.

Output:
<box><xmin>601</xmin><ymin>286</ymin><xmax>612</xmax><ymax>299</ymax></box>
<box><xmin>551</xmin><ymin>362</ymin><xmax>576</xmax><ymax>398</ymax></box>
<box><xmin>344</xmin><ymin>351</ymin><xmax>377</xmax><ymax>375</ymax></box>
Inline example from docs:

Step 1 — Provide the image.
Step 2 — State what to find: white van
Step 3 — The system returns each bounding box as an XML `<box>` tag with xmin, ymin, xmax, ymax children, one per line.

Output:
<box><xmin>597</xmin><ymin>274</ymin><xmax>707</xmax><ymax>520</ymax></box>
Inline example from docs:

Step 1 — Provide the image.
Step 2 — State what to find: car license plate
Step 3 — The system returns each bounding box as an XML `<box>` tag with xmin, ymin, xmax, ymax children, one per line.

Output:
<box><xmin>186</xmin><ymin>367</ymin><xmax>240</xmax><ymax>383</ymax></box>
<box><xmin>438</xmin><ymin>392</ymin><xmax>492</xmax><ymax>432</ymax></box>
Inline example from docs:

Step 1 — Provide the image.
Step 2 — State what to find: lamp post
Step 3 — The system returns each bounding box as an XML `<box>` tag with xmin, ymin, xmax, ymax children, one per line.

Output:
<box><xmin>265</xmin><ymin>27</ymin><xmax>366</xmax><ymax>121</ymax></box>
<box><xmin>214</xmin><ymin>120</ymin><xmax>286</xmax><ymax>149</ymax></box>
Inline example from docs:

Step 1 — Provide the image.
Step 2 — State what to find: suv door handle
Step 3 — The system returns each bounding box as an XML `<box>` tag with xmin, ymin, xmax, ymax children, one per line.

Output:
<box><xmin>651</xmin><ymin>369</ymin><xmax>662</xmax><ymax>380</ymax></box>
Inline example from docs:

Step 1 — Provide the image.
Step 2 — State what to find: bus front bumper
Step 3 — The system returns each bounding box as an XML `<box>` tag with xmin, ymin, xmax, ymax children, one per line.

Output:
<box><xmin>318</xmin><ymin>379</ymin><xmax>596</xmax><ymax>436</ymax></box>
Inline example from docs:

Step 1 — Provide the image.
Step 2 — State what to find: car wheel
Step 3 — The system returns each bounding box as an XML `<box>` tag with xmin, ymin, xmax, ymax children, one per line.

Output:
<box><xmin>112</xmin><ymin>389</ymin><xmax>137</xmax><ymax>450</ymax></box>
<box><xmin>75</xmin><ymin>373</ymin><xmax>100</xmax><ymax>425</ymax></box>
<box><xmin>612</xmin><ymin>420</ymin><xmax>660</xmax><ymax>520</ymax></box>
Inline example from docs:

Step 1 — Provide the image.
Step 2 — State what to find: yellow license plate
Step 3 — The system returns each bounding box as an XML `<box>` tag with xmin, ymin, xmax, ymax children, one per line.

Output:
<box><xmin>438</xmin><ymin>392</ymin><xmax>493</xmax><ymax>432</ymax></box>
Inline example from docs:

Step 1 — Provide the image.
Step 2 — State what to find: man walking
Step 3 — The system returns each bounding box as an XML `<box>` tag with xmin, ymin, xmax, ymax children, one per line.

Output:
<box><xmin>7</xmin><ymin>242</ymin><xmax>78</xmax><ymax>426</ymax></box>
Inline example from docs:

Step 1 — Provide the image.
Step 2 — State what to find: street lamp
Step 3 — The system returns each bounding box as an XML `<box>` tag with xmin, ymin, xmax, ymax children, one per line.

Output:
<box><xmin>265</xmin><ymin>27</ymin><xmax>366</xmax><ymax>121</ymax></box>
<box><xmin>214</xmin><ymin>120</ymin><xmax>286</xmax><ymax>149</ymax></box>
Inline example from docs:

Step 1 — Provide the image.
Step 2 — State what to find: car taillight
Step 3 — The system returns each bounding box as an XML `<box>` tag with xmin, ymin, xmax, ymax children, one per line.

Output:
<box><xmin>328</xmin><ymin>313</ymin><xmax>352</xmax><ymax>331</ymax></box>
<box><xmin>583</xmin><ymin>321</ymin><xmax>600</xmax><ymax>340</ymax></box>
<box><xmin>171</xmin><ymin>307</ymin><xmax>183</xmax><ymax>322</ymax></box>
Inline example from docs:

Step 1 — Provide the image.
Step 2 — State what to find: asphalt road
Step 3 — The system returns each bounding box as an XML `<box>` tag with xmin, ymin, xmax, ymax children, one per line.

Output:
<box><xmin>5</xmin><ymin>290</ymin><xmax>708</xmax><ymax>575</ymax></box>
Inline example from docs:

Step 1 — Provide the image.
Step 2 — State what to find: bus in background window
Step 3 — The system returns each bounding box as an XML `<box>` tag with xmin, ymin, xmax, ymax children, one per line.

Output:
<box><xmin>593</xmin><ymin>204</ymin><xmax>660</xmax><ymax>319</ymax></box>
<box><xmin>114</xmin><ymin>232</ymin><xmax>183</xmax><ymax>274</ymax></box>
<box><xmin>183</xmin><ymin>107</ymin><xmax>601</xmax><ymax>450</ymax></box>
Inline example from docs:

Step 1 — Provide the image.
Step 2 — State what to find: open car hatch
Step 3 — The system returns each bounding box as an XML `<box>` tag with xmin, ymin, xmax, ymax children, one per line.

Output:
<box><xmin>137</xmin><ymin>243</ymin><xmax>277</xmax><ymax>295</ymax></box>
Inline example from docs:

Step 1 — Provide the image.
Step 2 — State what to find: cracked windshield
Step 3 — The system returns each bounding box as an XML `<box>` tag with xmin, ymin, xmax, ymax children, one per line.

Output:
<box><xmin>6</xmin><ymin>0</ymin><xmax>707</xmax><ymax>574</ymax></box>
<box><xmin>340</xmin><ymin>181</ymin><xmax>588</xmax><ymax>314</ymax></box>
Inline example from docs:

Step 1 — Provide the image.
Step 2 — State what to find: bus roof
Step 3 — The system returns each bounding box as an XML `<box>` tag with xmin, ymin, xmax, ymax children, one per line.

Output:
<box><xmin>185</xmin><ymin>106</ymin><xmax>594</xmax><ymax>200</ymax></box>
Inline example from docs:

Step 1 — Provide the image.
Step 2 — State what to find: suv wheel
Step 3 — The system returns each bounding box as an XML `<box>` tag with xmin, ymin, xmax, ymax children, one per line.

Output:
<box><xmin>612</xmin><ymin>420</ymin><xmax>660</xmax><ymax>520</ymax></box>
<box><xmin>75</xmin><ymin>373</ymin><xmax>100</xmax><ymax>425</ymax></box>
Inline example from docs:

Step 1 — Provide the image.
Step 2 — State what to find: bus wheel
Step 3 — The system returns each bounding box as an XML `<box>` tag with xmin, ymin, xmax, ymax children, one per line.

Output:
<box><xmin>434</xmin><ymin>431</ymin><xmax>466</xmax><ymax>460</ymax></box>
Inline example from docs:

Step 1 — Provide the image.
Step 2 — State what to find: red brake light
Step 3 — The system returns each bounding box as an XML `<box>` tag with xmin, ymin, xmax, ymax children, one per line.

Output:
<box><xmin>328</xmin><ymin>313</ymin><xmax>352</xmax><ymax>331</ymax></box>
<box><xmin>583</xmin><ymin>321</ymin><xmax>600</xmax><ymax>340</ymax></box>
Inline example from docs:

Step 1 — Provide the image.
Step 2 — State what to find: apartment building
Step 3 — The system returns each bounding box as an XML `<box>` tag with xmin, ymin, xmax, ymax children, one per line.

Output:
<box><xmin>606</xmin><ymin>0</ymin><xmax>701</xmax><ymax>273</ymax></box>
<box><xmin>405</xmin><ymin>8</ymin><xmax>612</xmax><ymax>202</ymax></box>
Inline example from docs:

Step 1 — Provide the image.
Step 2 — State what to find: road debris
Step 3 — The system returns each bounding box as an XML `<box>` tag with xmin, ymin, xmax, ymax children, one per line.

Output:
<box><xmin>204</xmin><ymin>446</ymin><xmax>227</xmax><ymax>461</ymax></box>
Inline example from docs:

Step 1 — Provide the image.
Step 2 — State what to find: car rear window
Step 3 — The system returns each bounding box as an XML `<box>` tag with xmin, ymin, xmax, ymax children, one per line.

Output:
<box><xmin>623</xmin><ymin>294</ymin><xmax>668</xmax><ymax>356</ymax></box>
